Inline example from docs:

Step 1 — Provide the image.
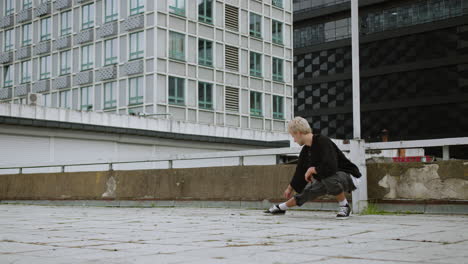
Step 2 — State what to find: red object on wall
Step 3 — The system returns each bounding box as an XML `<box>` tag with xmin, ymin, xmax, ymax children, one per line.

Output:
<box><xmin>392</xmin><ymin>156</ymin><xmax>434</xmax><ymax>162</ymax></box>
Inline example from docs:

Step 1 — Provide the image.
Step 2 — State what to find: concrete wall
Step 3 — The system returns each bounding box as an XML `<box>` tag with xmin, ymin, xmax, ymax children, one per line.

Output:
<box><xmin>1</xmin><ymin>161</ymin><xmax>467</xmax><ymax>202</ymax></box>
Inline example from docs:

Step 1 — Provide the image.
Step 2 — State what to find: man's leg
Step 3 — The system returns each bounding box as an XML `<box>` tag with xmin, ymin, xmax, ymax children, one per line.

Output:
<box><xmin>321</xmin><ymin>172</ymin><xmax>353</xmax><ymax>218</ymax></box>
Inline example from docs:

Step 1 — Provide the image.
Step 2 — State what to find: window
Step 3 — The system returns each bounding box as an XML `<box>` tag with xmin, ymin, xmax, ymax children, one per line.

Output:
<box><xmin>60</xmin><ymin>11</ymin><xmax>72</xmax><ymax>36</ymax></box>
<box><xmin>198</xmin><ymin>39</ymin><xmax>212</xmax><ymax>66</ymax></box>
<box><xmin>4</xmin><ymin>30</ymin><xmax>13</xmax><ymax>51</ymax></box>
<box><xmin>169</xmin><ymin>32</ymin><xmax>185</xmax><ymax>61</ymax></box>
<box><xmin>272</xmin><ymin>0</ymin><xmax>283</xmax><ymax>9</ymax></box>
<box><xmin>129</xmin><ymin>0</ymin><xmax>144</xmax><ymax>16</ymax></box>
<box><xmin>82</xmin><ymin>4</ymin><xmax>94</xmax><ymax>29</ymax></box>
<box><xmin>21</xmin><ymin>61</ymin><xmax>31</xmax><ymax>83</ymax></box>
<box><xmin>198</xmin><ymin>0</ymin><xmax>213</xmax><ymax>23</ymax></box>
<box><xmin>60</xmin><ymin>50</ymin><xmax>71</xmax><ymax>75</ymax></box>
<box><xmin>5</xmin><ymin>0</ymin><xmax>14</xmax><ymax>15</ymax></box>
<box><xmin>169</xmin><ymin>0</ymin><xmax>185</xmax><ymax>16</ymax></box>
<box><xmin>129</xmin><ymin>76</ymin><xmax>143</xmax><ymax>105</ymax></box>
<box><xmin>105</xmin><ymin>0</ymin><xmax>118</xmax><ymax>22</ymax></box>
<box><xmin>104</xmin><ymin>81</ymin><xmax>117</xmax><ymax>109</ymax></box>
<box><xmin>43</xmin><ymin>93</ymin><xmax>51</xmax><ymax>107</ymax></box>
<box><xmin>104</xmin><ymin>38</ymin><xmax>118</xmax><ymax>65</ymax></box>
<box><xmin>22</xmin><ymin>24</ymin><xmax>32</xmax><ymax>46</ymax></box>
<box><xmin>272</xmin><ymin>57</ymin><xmax>283</xmax><ymax>82</ymax></box>
<box><xmin>273</xmin><ymin>95</ymin><xmax>284</xmax><ymax>119</ymax></box>
<box><xmin>40</xmin><ymin>17</ymin><xmax>51</xmax><ymax>41</ymax></box>
<box><xmin>59</xmin><ymin>90</ymin><xmax>70</xmax><ymax>109</ymax></box>
<box><xmin>250</xmin><ymin>52</ymin><xmax>262</xmax><ymax>77</ymax></box>
<box><xmin>250</xmin><ymin>91</ymin><xmax>262</xmax><ymax>116</ymax></box>
<box><xmin>81</xmin><ymin>86</ymin><xmax>93</xmax><ymax>110</ymax></box>
<box><xmin>129</xmin><ymin>32</ymin><xmax>144</xmax><ymax>60</ymax></box>
<box><xmin>168</xmin><ymin>76</ymin><xmax>184</xmax><ymax>105</ymax></box>
<box><xmin>249</xmin><ymin>13</ymin><xmax>262</xmax><ymax>38</ymax></box>
<box><xmin>198</xmin><ymin>82</ymin><xmax>213</xmax><ymax>109</ymax></box>
<box><xmin>23</xmin><ymin>0</ymin><xmax>32</xmax><ymax>9</ymax></box>
<box><xmin>39</xmin><ymin>56</ymin><xmax>51</xmax><ymax>80</ymax></box>
<box><xmin>272</xmin><ymin>20</ymin><xmax>283</xmax><ymax>44</ymax></box>
<box><xmin>3</xmin><ymin>65</ymin><xmax>13</xmax><ymax>87</ymax></box>
<box><xmin>81</xmin><ymin>45</ymin><xmax>93</xmax><ymax>71</ymax></box>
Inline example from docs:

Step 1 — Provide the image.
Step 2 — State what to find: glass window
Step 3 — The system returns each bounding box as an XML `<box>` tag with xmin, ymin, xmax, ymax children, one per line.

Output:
<box><xmin>61</xmin><ymin>11</ymin><xmax>72</xmax><ymax>36</ymax></box>
<box><xmin>21</xmin><ymin>60</ymin><xmax>31</xmax><ymax>83</ymax></box>
<box><xmin>169</xmin><ymin>31</ymin><xmax>185</xmax><ymax>61</ymax></box>
<box><xmin>250</xmin><ymin>52</ymin><xmax>262</xmax><ymax>77</ymax></box>
<box><xmin>198</xmin><ymin>82</ymin><xmax>213</xmax><ymax>109</ymax></box>
<box><xmin>129</xmin><ymin>0</ymin><xmax>144</xmax><ymax>16</ymax></box>
<box><xmin>39</xmin><ymin>55</ymin><xmax>51</xmax><ymax>80</ymax></box>
<box><xmin>5</xmin><ymin>0</ymin><xmax>14</xmax><ymax>15</ymax></box>
<box><xmin>272</xmin><ymin>20</ymin><xmax>283</xmax><ymax>44</ymax></box>
<box><xmin>104</xmin><ymin>81</ymin><xmax>117</xmax><ymax>109</ymax></box>
<box><xmin>168</xmin><ymin>76</ymin><xmax>184</xmax><ymax>105</ymax></box>
<box><xmin>81</xmin><ymin>86</ymin><xmax>93</xmax><ymax>110</ymax></box>
<box><xmin>59</xmin><ymin>90</ymin><xmax>71</xmax><ymax>109</ymax></box>
<box><xmin>3</xmin><ymin>65</ymin><xmax>13</xmax><ymax>88</ymax></box>
<box><xmin>4</xmin><ymin>30</ymin><xmax>14</xmax><ymax>51</ymax></box>
<box><xmin>105</xmin><ymin>0</ymin><xmax>118</xmax><ymax>22</ymax></box>
<box><xmin>23</xmin><ymin>0</ymin><xmax>32</xmax><ymax>9</ymax></box>
<box><xmin>249</xmin><ymin>13</ymin><xmax>262</xmax><ymax>38</ymax></box>
<box><xmin>272</xmin><ymin>0</ymin><xmax>283</xmax><ymax>9</ymax></box>
<box><xmin>272</xmin><ymin>57</ymin><xmax>283</xmax><ymax>82</ymax></box>
<box><xmin>22</xmin><ymin>24</ymin><xmax>32</xmax><ymax>46</ymax></box>
<box><xmin>104</xmin><ymin>38</ymin><xmax>118</xmax><ymax>65</ymax></box>
<box><xmin>169</xmin><ymin>0</ymin><xmax>185</xmax><ymax>16</ymax></box>
<box><xmin>129</xmin><ymin>76</ymin><xmax>144</xmax><ymax>105</ymax></box>
<box><xmin>82</xmin><ymin>4</ymin><xmax>94</xmax><ymax>29</ymax></box>
<box><xmin>250</xmin><ymin>91</ymin><xmax>262</xmax><ymax>116</ymax></box>
<box><xmin>273</xmin><ymin>95</ymin><xmax>284</xmax><ymax>119</ymax></box>
<box><xmin>40</xmin><ymin>17</ymin><xmax>51</xmax><ymax>41</ymax></box>
<box><xmin>81</xmin><ymin>45</ymin><xmax>94</xmax><ymax>71</ymax></box>
<box><xmin>198</xmin><ymin>39</ymin><xmax>212</xmax><ymax>66</ymax></box>
<box><xmin>43</xmin><ymin>93</ymin><xmax>51</xmax><ymax>107</ymax></box>
<box><xmin>129</xmin><ymin>32</ymin><xmax>144</xmax><ymax>60</ymax></box>
<box><xmin>198</xmin><ymin>0</ymin><xmax>213</xmax><ymax>23</ymax></box>
<box><xmin>60</xmin><ymin>50</ymin><xmax>71</xmax><ymax>75</ymax></box>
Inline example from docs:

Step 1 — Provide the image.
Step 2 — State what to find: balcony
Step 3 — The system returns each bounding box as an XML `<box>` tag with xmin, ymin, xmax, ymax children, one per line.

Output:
<box><xmin>53</xmin><ymin>75</ymin><xmax>71</xmax><ymax>90</ymax></box>
<box><xmin>96</xmin><ymin>65</ymin><xmax>117</xmax><ymax>82</ymax></box>
<box><xmin>121</xmin><ymin>60</ymin><xmax>144</xmax><ymax>76</ymax></box>
<box><xmin>16</xmin><ymin>46</ymin><xmax>32</xmax><ymax>60</ymax></box>
<box><xmin>32</xmin><ymin>80</ymin><xmax>51</xmax><ymax>93</ymax></box>
<box><xmin>0</xmin><ymin>51</ymin><xmax>14</xmax><ymax>64</ymax></box>
<box><xmin>56</xmin><ymin>0</ymin><xmax>73</xmax><ymax>10</ymax></box>
<box><xmin>73</xmin><ymin>71</ymin><xmax>93</xmax><ymax>86</ymax></box>
<box><xmin>122</xmin><ymin>14</ymin><xmax>144</xmax><ymax>32</ymax></box>
<box><xmin>34</xmin><ymin>41</ymin><xmax>51</xmax><ymax>56</ymax></box>
<box><xmin>0</xmin><ymin>88</ymin><xmax>12</xmax><ymax>100</ymax></box>
<box><xmin>15</xmin><ymin>84</ymin><xmax>31</xmax><ymax>97</ymax></box>
<box><xmin>74</xmin><ymin>29</ymin><xmax>94</xmax><ymax>45</ymax></box>
<box><xmin>35</xmin><ymin>2</ymin><xmax>51</xmax><ymax>17</ymax></box>
<box><xmin>17</xmin><ymin>8</ymin><xmax>32</xmax><ymax>23</ymax></box>
<box><xmin>0</xmin><ymin>15</ymin><xmax>14</xmax><ymax>29</ymax></box>
<box><xmin>53</xmin><ymin>36</ymin><xmax>72</xmax><ymax>50</ymax></box>
<box><xmin>97</xmin><ymin>21</ymin><xmax>118</xmax><ymax>39</ymax></box>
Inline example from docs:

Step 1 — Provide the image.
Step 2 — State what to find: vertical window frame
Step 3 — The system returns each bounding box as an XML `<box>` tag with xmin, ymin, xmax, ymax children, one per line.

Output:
<box><xmin>168</xmin><ymin>76</ymin><xmax>185</xmax><ymax>105</ymax></box>
<box><xmin>198</xmin><ymin>82</ymin><xmax>213</xmax><ymax>109</ymax></box>
<box><xmin>198</xmin><ymin>38</ymin><xmax>213</xmax><ymax>67</ymax></box>
<box><xmin>272</xmin><ymin>57</ymin><xmax>284</xmax><ymax>82</ymax></box>
<box><xmin>169</xmin><ymin>31</ymin><xmax>185</xmax><ymax>61</ymax></box>
<box><xmin>198</xmin><ymin>0</ymin><xmax>213</xmax><ymax>24</ymax></box>
<box><xmin>82</xmin><ymin>3</ymin><xmax>95</xmax><ymax>30</ymax></box>
<box><xmin>250</xmin><ymin>51</ymin><xmax>262</xmax><ymax>77</ymax></box>
<box><xmin>129</xmin><ymin>31</ymin><xmax>144</xmax><ymax>60</ymax></box>
<box><xmin>273</xmin><ymin>95</ymin><xmax>284</xmax><ymax>119</ymax></box>
<box><xmin>104</xmin><ymin>81</ymin><xmax>117</xmax><ymax>109</ymax></box>
<box><xmin>128</xmin><ymin>76</ymin><xmax>144</xmax><ymax>105</ymax></box>
<box><xmin>105</xmin><ymin>0</ymin><xmax>118</xmax><ymax>22</ymax></box>
<box><xmin>250</xmin><ymin>91</ymin><xmax>263</xmax><ymax>117</ymax></box>
<box><xmin>249</xmin><ymin>12</ymin><xmax>262</xmax><ymax>38</ymax></box>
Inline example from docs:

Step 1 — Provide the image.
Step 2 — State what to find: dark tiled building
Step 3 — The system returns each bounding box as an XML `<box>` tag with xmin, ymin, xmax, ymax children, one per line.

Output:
<box><xmin>293</xmin><ymin>0</ymin><xmax>468</xmax><ymax>145</ymax></box>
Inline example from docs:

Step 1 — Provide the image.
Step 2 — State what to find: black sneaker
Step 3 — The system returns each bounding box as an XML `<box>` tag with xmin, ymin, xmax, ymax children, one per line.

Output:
<box><xmin>336</xmin><ymin>204</ymin><xmax>351</xmax><ymax>219</ymax></box>
<box><xmin>264</xmin><ymin>204</ymin><xmax>286</xmax><ymax>215</ymax></box>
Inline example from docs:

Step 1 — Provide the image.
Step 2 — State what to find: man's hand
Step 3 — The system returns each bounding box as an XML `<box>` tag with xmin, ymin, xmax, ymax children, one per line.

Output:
<box><xmin>283</xmin><ymin>185</ymin><xmax>293</xmax><ymax>199</ymax></box>
<box><xmin>305</xmin><ymin>167</ymin><xmax>317</xmax><ymax>182</ymax></box>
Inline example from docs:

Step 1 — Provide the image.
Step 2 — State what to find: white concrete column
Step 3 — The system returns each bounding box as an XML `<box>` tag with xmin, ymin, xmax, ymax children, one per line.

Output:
<box><xmin>351</xmin><ymin>0</ymin><xmax>361</xmax><ymax>139</ymax></box>
<box><xmin>350</xmin><ymin>139</ymin><xmax>368</xmax><ymax>214</ymax></box>
<box><xmin>442</xmin><ymin>145</ymin><xmax>450</xmax><ymax>160</ymax></box>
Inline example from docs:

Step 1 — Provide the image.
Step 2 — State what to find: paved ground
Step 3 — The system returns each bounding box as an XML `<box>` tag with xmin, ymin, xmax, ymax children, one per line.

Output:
<box><xmin>0</xmin><ymin>205</ymin><xmax>467</xmax><ymax>264</ymax></box>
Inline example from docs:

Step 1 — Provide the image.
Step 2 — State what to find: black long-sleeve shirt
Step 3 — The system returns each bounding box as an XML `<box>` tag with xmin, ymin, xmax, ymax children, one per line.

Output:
<box><xmin>289</xmin><ymin>134</ymin><xmax>362</xmax><ymax>193</ymax></box>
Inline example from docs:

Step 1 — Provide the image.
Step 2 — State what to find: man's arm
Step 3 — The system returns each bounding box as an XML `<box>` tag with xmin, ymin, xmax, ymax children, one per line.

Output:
<box><xmin>314</xmin><ymin>137</ymin><xmax>338</xmax><ymax>180</ymax></box>
<box><xmin>289</xmin><ymin>148</ymin><xmax>308</xmax><ymax>193</ymax></box>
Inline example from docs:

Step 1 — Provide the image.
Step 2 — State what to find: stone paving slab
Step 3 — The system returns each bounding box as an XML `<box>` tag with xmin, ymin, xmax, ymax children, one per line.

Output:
<box><xmin>0</xmin><ymin>205</ymin><xmax>467</xmax><ymax>264</ymax></box>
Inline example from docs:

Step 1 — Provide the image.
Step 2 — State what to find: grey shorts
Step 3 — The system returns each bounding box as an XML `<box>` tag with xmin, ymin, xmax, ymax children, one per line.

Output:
<box><xmin>294</xmin><ymin>171</ymin><xmax>356</xmax><ymax>207</ymax></box>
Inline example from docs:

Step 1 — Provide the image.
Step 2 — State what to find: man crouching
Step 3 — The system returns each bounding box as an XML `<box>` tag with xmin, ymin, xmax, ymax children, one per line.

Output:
<box><xmin>265</xmin><ymin>117</ymin><xmax>362</xmax><ymax>219</ymax></box>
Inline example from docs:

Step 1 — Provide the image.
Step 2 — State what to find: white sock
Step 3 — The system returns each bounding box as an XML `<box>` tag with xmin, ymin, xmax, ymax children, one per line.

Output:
<box><xmin>338</xmin><ymin>199</ymin><xmax>348</xmax><ymax>206</ymax></box>
<box><xmin>278</xmin><ymin>203</ymin><xmax>289</xmax><ymax>211</ymax></box>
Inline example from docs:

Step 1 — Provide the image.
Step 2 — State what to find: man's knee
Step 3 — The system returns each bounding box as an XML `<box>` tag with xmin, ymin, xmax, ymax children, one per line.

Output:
<box><xmin>322</xmin><ymin>178</ymin><xmax>344</xmax><ymax>196</ymax></box>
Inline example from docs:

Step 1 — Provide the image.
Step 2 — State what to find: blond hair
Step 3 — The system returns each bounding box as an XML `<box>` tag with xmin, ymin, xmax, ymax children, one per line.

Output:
<box><xmin>288</xmin><ymin>116</ymin><xmax>312</xmax><ymax>134</ymax></box>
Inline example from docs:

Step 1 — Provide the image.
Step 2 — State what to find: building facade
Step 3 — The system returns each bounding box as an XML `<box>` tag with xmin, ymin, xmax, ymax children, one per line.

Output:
<box><xmin>0</xmin><ymin>0</ymin><xmax>294</xmax><ymax>134</ymax></box>
<box><xmin>293</xmin><ymin>0</ymin><xmax>468</xmax><ymax>143</ymax></box>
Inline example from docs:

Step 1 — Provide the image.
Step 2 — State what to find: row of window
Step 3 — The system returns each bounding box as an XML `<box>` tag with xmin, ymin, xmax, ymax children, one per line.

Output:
<box><xmin>11</xmin><ymin>77</ymin><xmax>285</xmax><ymax>119</ymax></box>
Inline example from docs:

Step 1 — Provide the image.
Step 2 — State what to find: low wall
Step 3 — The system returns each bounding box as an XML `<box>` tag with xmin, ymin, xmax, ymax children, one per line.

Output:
<box><xmin>1</xmin><ymin>161</ymin><xmax>467</xmax><ymax>203</ymax></box>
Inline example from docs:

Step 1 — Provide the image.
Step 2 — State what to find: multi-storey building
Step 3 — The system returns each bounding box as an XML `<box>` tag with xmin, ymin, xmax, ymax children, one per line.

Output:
<box><xmin>0</xmin><ymin>0</ymin><xmax>294</xmax><ymax>134</ymax></box>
